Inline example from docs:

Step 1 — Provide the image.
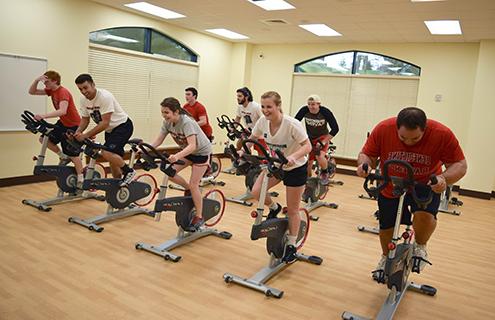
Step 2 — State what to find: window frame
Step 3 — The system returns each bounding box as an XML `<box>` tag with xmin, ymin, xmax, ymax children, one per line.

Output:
<box><xmin>294</xmin><ymin>50</ymin><xmax>420</xmax><ymax>77</ymax></box>
<box><xmin>89</xmin><ymin>27</ymin><xmax>198</xmax><ymax>63</ymax></box>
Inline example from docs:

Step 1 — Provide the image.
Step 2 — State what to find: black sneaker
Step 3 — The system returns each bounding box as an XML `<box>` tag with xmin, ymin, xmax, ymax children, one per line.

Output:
<box><xmin>120</xmin><ymin>168</ymin><xmax>136</xmax><ymax>187</ymax></box>
<box><xmin>282</xmin><ymin>245</ymin><xmax>297</xmax><ymax>264</ymax></box>
<box><xmin>372</xmin><ymin>255</ymin><xmax>387</xmax><ymax>283</ymax></box>
<box><xmin>267</xmin><ymin>203</ymin><xmax>282</xmax><ymax>220</ymax></box>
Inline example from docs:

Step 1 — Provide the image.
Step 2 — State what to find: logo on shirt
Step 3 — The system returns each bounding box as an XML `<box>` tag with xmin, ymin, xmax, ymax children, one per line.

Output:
<box><xmin>91</xmin><ymin>110</ymin><xmax>102</xmax><ymax>123</ymax></box>
<box><xmin>244</xmin><ymin>114</ymin><xmax>253</xmax><ymax>124</ymax></box>
<box><xmin>170</xmin><ymin>131</ymin><xmax>188</xmax><ymax>147</ymax></box>
<box><xmin>305</xmin><ymin>118</ymin><xmax>326</xmax><ymax>127</ymax></box>
<box><xmin>387</xmin><ymin>152</ymin><xmax>433</xmax><ymax>176</ymax></box>
<box><xmin>387</xmin><ymin>151</ymin><xmax>431</xmax><ymax>166</ymax></box>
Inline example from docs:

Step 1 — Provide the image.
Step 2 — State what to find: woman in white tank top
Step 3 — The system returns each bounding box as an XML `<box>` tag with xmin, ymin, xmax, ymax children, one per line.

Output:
<box><xmin>247</xmin><ymin>91</ymin><xmax>312</xmax><ymax>263</ymax></box>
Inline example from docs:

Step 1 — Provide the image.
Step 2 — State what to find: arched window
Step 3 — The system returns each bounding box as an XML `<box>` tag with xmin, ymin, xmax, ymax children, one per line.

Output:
<box><xmin>295</xmin><ymin>51</ymin><xmax>420</xmax><ymax>77</ymax></box>
<box><xmin>89</xmin><ymin>27</ymin><xmax>198</xmax><ymax>62</ymax></box>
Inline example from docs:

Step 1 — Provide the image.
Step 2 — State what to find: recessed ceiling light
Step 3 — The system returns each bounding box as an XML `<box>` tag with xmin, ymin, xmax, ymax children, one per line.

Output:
<box><xmin>124</xmin><ymin>2</ymin><xmax>185</xmax><ymax>19</ymax></box>
<box><xmin>205</xmin><ymin>29</ymin><xmax>249</xmax><ymax>40</ymax></box>
<box><xmin>247</xmin><ymin>0</ymin><xmax>295</xmax><ymax>11</ymax></box>
<box><xmin>298</xmin><ymin>24</ymin><xmax>342</xmax><ymax>37</ymax></box>
<box><xmin>424</xmin><ymin>20</ymin><xmax>462</xmax><ymax>35</ymax></box>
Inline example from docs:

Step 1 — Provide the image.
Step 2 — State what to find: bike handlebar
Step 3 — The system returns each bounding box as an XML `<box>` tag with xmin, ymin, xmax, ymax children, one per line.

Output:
<box><xmin>363</xmin><ymin>160</ymin><xmax>437</xmax><ymax>208</ymax></box>
<box><xmin>240</xmin><ymin>139</ymin><xmax>288</xmax><ymax>175</ymax></box>
<box><xmin>138</xmin><ymin>142</ymin><xmax>185</xmax><ymax>165</ymax></box>
<box><xmin>21</xmin><ymin>110</ymin><xmax>56</xmax><ymax>135</ymax></box>
<box><xmin>217</xmin><ymin>114</ymin><xmax>251</xmax><ymax>141</ymax></box>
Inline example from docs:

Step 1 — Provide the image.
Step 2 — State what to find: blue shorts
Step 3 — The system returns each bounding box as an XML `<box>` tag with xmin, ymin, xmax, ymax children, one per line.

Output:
<box><xmin>377</xmin><ymin>185</ymin><xmax>441</xmax><ymax>230</ymax></box>
<box><xmin>104</xmin><ymin>118</ymin><xmax>133</xmax><ymax>156</ymax></box>
<box><xmin>49</xmin><ymin>120</ymin><xmax>80</xmax><ymax>157</ymax></box>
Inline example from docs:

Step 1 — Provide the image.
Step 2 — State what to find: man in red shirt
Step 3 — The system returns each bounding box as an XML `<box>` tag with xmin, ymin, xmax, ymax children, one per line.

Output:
<box><xmin>183</xmin><ymin>87</ymin><xmax>213</xmax><ymax>141</ymax></box>
<box><xmin>357</xmin><ymin>107</ymin><xmax>467</xmax><ymax>279</ymax></box>
<box><xmin>28</xmin><ymin>71</ymin><xmax>84</xmax><ymax>187</ymax></box>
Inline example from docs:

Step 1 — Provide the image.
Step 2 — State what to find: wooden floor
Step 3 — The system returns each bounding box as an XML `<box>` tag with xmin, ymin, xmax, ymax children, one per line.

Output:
<box><xmin>1</xmin><ymin>159</ymin><xmax>494</xmax><ymax>320</ymax></box>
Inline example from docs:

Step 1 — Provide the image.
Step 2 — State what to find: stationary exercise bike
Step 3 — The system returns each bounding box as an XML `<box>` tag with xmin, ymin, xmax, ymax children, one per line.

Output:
<box><xmin>438</xmin><ymin>181</ymin><xmax>463</xmax><ymax>216</ymax></box>
<box><xmin>357</xmin><ymin>162</ymin><xmax>381</xmax><ymax>234</ymax></box>
<box><xmin>223</xmin><ymin>139</ymin><xmax>322</xmax><ymax>298</ymax></box>
<box><xmin>325</xmin><ymin>142</ymin><xmax>344</xmax><ymax>186</ymax></box>
<box><xmin>67</xmin><ymin>138</ymin><xmax>157</xmax><ymax>232</ymax></box>
<box><xmin>359</xmin><ymin>158</ymin><xmax>381</xmax><ymax>201</ymax></box>
<box><xmin>217</xmin><ymin>114</ymin><xmax>239</xmax><ymax>175</ymax></box>
<box><xmin>342</xmin><ymin>160</ymin><xmax>437</xmax><ymax>320</ymax></box>
<box><xmin>302</xmin><ymin>139</ymin><xmax>338</xmax><ymax>220</ymax></box>
<box><xmin>134</xmin><ymin>142</ymin><xmax>232</xmax><ymax>262</ymax></box>
<box><xmin>218</xmin><ymin>115</ymin><xmax>278</xmax><ymax>206</ymax></box>
<box><xmin>20</xmin><ymin>111</ymin><xmax>105</xmax><ymax>212</ymax></box>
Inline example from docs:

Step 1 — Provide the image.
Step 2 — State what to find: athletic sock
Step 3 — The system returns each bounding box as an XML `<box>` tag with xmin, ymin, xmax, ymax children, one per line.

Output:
<box><xmin>287</xmin><ymin>235</ymin><xmax>297</xmax><ymax>246</ymax></box>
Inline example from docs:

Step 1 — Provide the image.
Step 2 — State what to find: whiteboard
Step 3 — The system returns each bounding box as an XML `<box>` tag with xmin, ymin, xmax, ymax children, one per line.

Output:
<box><xmin>0</xmin><ymin>53</ymin><xmax>47</xmax><ymax>131</ymax></box>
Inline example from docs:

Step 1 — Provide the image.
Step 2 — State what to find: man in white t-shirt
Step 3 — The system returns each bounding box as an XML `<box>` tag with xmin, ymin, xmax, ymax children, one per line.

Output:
<box><xmin>234</xmin><ymin>87</ymin><xmax>266</xmax><ymax>152</ymax></box>
<box><xmin>234</xmin><ymin>87</ymin><xmax>262</xmax><ymax>130</ymax></box>
<box><xmin>73</xmin><ymin>74</ymin><xmax>135</xmax><ymax>185</ymax></box>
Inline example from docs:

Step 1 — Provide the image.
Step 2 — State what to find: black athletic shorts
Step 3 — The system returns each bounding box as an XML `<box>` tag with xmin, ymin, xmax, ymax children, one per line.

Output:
<box><xmin>377</xmin><ymin>185</ymin><xmax>441</xmax><ymax>230</ymax></box>
<box><xmin>104</xmin><ymin>118</ymin><xmax>133</xmax><ymax>156</ymax></box>
<box><xmin>48</xmin><ymin>120</ymin><xmax>80</xmax><ymax>157</ymax></box>
<box><xmin>185</xmin><ymin>154</ymin><xmax>209</xmax><ymax>164</ymax></box>
<box><xmin>282</xmin><ymin>162</ymin><xmax>308</xmax><ymax>187</ymax></box>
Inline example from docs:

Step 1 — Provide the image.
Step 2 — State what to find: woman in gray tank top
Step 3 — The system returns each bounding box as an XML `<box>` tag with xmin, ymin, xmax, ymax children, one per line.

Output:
<box><xmin>148</xmin><ymin>97</ymin><xmax>213</xmax><ymax>230</ymax></box>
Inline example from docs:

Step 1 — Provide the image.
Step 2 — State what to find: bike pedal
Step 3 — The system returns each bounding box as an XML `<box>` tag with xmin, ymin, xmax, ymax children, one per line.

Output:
<box><xmin>372</xmin><ymin>270</ymin><xmax>386</xmax><ymax>284</ymax></box>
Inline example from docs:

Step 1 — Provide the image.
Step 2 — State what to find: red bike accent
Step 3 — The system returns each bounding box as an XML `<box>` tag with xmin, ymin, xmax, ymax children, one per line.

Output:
<box><xmin>204</xmin><ymin>189</ymin><xmax>226</xmax><ymax>227</ymax></box>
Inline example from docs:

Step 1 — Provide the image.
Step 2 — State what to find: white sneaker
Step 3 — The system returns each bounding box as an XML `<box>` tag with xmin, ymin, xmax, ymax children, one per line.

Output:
<box><xmin>120</xmin><ymin>169</ymin><xmax>136</xmax><ymax>187</ymax></box>
<box><xmin>372</xmin><ymin>254</ymin><xmax>387</xmax><ymax>283</ymax></box>
<box><xmin>76</xmin><ymin>180</ymin><xmax>84</xmax><ymax>190</ymax></box>
<box><xmin>413</xmin><ymin>243</ymin><xmax>431</xmax><ymax>272</ymax></box>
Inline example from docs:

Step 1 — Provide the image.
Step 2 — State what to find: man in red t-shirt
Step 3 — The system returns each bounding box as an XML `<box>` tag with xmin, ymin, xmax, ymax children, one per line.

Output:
<box><xmin>28</xmin><ymin>70</ymin><xmax>84</xmax><ymax>187</ymax></box>
<box><xmin>357</xmin><ymin>107</ymin><xmax>467</xmax><ymax>279</ymax></box>
<box><xmin>183</xmin><ymin>87</ymin><xmax>213</xmax><ymax>141</ymax></box>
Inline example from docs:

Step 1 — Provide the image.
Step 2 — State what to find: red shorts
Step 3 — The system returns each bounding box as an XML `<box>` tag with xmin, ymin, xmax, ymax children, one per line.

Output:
<box><xmin>309</xmin><ymin>136</ymin><xmax>329</xmax><ymax>161</ymax></box>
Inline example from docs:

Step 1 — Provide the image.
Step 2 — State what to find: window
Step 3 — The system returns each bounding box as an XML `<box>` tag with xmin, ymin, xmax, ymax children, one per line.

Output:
<box><xmin>295</xmin><ymin>51</ymin><xmax>420</xmax><ymax>77</ymax></box>
<box><xmin>89</xmin><ymin>27</ymin><xmax>198</xmax><ymax>62</ymax></box>
<box><xmin>89</xmin><ymin>27</ymin><xmax>145</xmax><ymax>53</ymax></box>
<box><xmin>150</xmin><ymin>30</ymin><xmax>196</xmax><ymax>62</ymax></box>
<box><xmin>295</xmin><ymin>52</ymin><xmax>353</xmax><ymax>74</ymax></box>
<box><xmin>355</xmin><ymin>52</ymin><xmax>420</xmax><ymax>76</ymax></box>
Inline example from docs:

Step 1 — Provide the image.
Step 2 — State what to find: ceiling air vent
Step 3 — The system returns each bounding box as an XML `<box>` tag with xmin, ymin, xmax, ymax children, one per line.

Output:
<box><xmin>261</xmin><ymin>19</ymin><xmax>290</xmax><ymax>26</ymax></box>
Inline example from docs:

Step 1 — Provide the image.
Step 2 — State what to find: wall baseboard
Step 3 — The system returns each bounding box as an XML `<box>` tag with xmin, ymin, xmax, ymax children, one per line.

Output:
<box><xmin>0</xmin><ymin>174</ymin><xmax>56</xmax><ymax>188</ymax></box>
<box><xmin>458</xmin><ymin>188</ymin><xmax>493</xmax><ymax>200</ymax></box>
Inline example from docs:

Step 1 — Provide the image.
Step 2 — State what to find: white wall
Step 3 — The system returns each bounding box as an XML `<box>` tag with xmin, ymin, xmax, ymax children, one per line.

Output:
<box><xmin>461</xmin><ymin>40</ymin><xmax>495</xmax><ymax>193</ymax></box>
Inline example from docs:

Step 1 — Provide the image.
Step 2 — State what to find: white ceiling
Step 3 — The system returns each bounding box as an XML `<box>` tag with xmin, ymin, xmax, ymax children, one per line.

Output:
<box><xmin>92</xmin><ymin>0</ymin><xmax>495</xmax><ymax>44</ymax></box>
